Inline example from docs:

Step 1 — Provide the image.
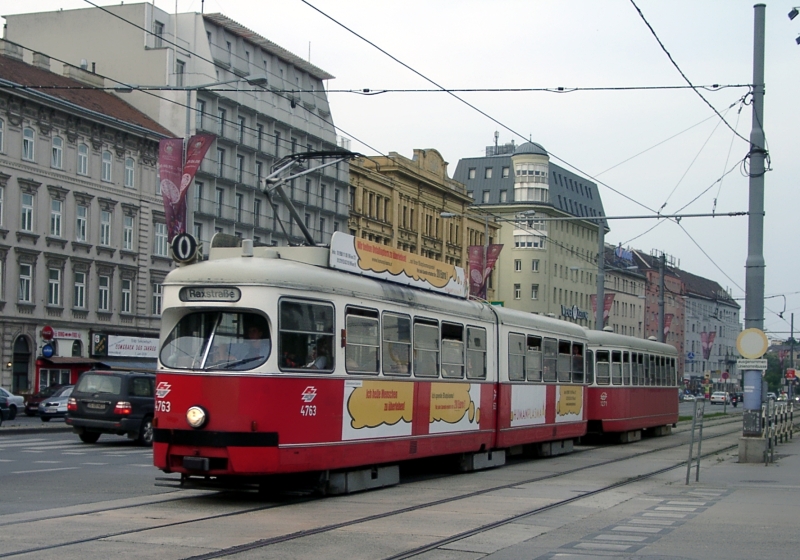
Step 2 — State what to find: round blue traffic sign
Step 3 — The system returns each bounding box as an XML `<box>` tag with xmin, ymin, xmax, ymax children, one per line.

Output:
<box><xmin>42</xmin><ymin>344</ymin><xmax>54</xmax><ymax>358</ymax></box>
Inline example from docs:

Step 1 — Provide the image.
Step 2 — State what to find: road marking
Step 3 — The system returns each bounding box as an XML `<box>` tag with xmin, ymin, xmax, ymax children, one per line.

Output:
<box><xmin>81</xmin><ymin>462</ymin><xmax>109</xmax><ymax>466</ymax></box>
<box><xmin>11</xmin><ymin>467</ymin><xmax>79</xmax><ymax>474</ymax></box>
<box><xmin>33</xmin><ymin>460</ymin><xmax>62</xmax><ymax>464</ymax></box>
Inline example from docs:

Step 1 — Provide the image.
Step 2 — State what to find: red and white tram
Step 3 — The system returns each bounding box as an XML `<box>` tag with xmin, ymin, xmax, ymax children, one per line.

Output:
<box><xmin>584</xmin><ymin>329</ymin><xmax>679</xmax><ymax>442</ymax></box>
<box><xmin>153</xmin><ymin>233</ymin><xmax>590</xmax><ymax>491</ymax></box>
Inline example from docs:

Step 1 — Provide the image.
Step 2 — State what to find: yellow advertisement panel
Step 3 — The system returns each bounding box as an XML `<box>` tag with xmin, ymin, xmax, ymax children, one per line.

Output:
<box><xmin>342</xmin><ymin>380</ymin><xmax>414</xmax><ymax>440</ymax></box>
<box><xmin>555</xmin><ymin>385</ymin><xmax>584</xmax><ymax>423</ymax></box>
<box><xmin>429</xmin><ymin>382</ymin><xmax>481</xmax><ymax>433</ymax></box>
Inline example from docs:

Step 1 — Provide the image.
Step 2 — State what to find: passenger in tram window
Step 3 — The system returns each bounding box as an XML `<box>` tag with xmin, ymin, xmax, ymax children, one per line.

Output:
<box><xmin>305</xmin><ymin>337</ymin><xmax>332</xmax><ymax>369</ymax></box>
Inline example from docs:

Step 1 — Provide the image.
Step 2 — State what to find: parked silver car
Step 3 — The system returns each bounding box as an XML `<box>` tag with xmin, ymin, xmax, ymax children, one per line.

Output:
<box><xmin>38</xmin><ymin>386</ymin><xmax>74</xmax><ymax>421</ymax></box>
<box><xmin>0</xmin><ymin>387</ymin><xmax>24</xmax><ymax>420</ymax></box>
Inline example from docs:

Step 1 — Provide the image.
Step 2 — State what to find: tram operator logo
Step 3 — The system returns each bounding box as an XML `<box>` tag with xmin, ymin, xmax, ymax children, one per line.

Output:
<box><xmin>301</xmin><ymin>386</ymin><xmax>317</xmax><ymax>403</ymax></box>
<box><xmin>156</xmin><ymin>382</ymin><xmax>172</xmax><ymax>399</ymax></box>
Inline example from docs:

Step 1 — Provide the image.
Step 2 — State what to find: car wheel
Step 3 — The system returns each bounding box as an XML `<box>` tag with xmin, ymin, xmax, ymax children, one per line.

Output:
<box><xmin>41</xmin><ymin>416</ymin><xmax>51</xmax><ymax>422</ymax></box>
<box><xmin>79</xmin><ymin>432</ymin><xmax>101</xmax><ymax>444</ymax></box>
<box><xmin>8</xmin><ymin>405</ymin><xmax>16</xmax><ymax>421</ymax></box>
<box><xmin>137</xmin><ymin>416</ymin><xmax>154</xmax><ymax>446</ymax></box>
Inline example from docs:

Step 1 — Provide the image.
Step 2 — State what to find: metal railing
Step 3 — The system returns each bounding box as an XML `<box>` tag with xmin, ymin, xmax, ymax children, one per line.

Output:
<box><xmin>764</xmin><ymin>401</ymin><xmax>794</xmax><ymax>464</ymax></box>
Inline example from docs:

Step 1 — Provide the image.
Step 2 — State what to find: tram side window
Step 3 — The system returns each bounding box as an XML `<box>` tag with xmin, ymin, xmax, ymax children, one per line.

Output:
<box><xmin>508</xmin><ymin>333</ymin><xmax>525</xmax><ymax>381</ymax></box>
<box><xmin>659</xmin><ymin>356</ymin><xmax>666</xmax><ymax>386</ymax></box>
<box><xmin>572</xmin><ymin>343</ymin><xmax>584</xmax><ymax>383</ymax></box>
<box><xmin>596</xmin><ymin>350</ymin><xmax>610</xmax><ymax>385</ymax></box>
<box><xmin>611</xmin><ymin>351</ymin><xmax>622</xmax><ymax>385</ymax></box>
<box><xmin>631</xmin><ymin>353</ymin><xmax>640</xmax><ymax>386</ymax></box>
<box><xmin>623</xmin><ymin>352</ymin><xmax>631</xmax><ymax>385</ymax></box>
<box><xmin>345</xmin><ymin>307</ymin><xmax>379</xmax><ymax>374</ymax></box>
<box><xmin>670</xmin><ymin>358</ymin><xmax>677</xmax><ymax>386</ymax></box>
<box><xmin>383</xmin><ymin>312</ymin><xmax>411</xmax><ymax>376</ymax></box>
<box><xmin>441</xmin><ymin>322</ymin><xmax>465</xmax><ymax>379</ymax></box>
<box><xmin>586</xmin><ymin>350</ymin><xmax>594</xmax><ymax>385</ymax></box>
<box><xmin>543</xmin><ymin>338</ymin><xmax>558</xmax><ymax>382</ymax></box>
<box><xmin>413</xmin><ymin>319</ymin><xmax>439</xmax><ymax>378</ymax></box>
<box><xmin>648</xmin><ymin>354</ymin><xmax>656</xmax><ymax>385</ymax></box>
<box><xmin>466</xmin><ymin>327</ymin><xmax>487</xmax><ymax>380</ymax></box>
<box><xmin>279</xmin><ymin>299</ymin><xmax>335</xmax><ymax>372</ymax></box>
<box><xmin>526</xmin><ymin>336</ymin><xmax>543</xmax><ymax>382</ymax></box>
<box><xmin>557</xmin><ymin>340</ymin><xmax>572</xmax><ymax>382</ymax></box>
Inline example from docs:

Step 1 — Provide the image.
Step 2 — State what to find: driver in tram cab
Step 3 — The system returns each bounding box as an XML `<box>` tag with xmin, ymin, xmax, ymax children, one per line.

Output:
<box><xmin>235</xmin><ymin>317</ymin><xmax>272</xmax><ymax>362</ymax></box>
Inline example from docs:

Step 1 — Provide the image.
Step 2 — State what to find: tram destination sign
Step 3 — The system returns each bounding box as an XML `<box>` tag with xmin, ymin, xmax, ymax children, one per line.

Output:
<box><xmin>329</xmin><ymin>232</ymin><xmax>467</xmax><ymax>298</ymax></box>
<box><xmin>736</xmin><ymin>359</ymin><xmax>768</xmax><ymax>370</ymax></box>
<box><xmin>180</xmin><ymin>286</ymin><xmax>241</xmax><ymax>302</ymax></box>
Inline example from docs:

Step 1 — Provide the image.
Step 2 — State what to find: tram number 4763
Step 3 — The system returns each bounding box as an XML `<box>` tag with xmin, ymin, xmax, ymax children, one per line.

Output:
<box><xmin>156</xmin><ymin>400</ymin><xmax>171</xmax><ymax>413</ymax></box>
<box><xmin>300</xmin><ymin>405</ymin><xmax>317</xmax><ymax>416</ymax></box>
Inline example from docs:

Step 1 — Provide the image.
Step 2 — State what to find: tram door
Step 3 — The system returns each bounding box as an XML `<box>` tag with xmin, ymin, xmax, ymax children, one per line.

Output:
<box><xmin>12</xmin><ymin>336</ymin><xmax>32</xmax><ymax>393</ymax></box>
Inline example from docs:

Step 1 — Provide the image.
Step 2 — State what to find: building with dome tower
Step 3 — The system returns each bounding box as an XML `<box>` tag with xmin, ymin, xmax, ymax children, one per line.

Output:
<box><xmin>453</xmin><ymin>139</ymin><xmax>608</xmax><ymax>327</ymax></box>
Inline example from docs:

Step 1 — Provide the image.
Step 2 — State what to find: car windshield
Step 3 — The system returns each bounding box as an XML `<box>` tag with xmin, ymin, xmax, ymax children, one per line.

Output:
<box><xmin>76</xmin><ymin>374</ymin><xmax>122</xmax><ymax>395</ymax></box>
<box><xmin>52</xmin><ymin>386</ymin><xmax>73</xmax><ymax>398</ymax></box>
<box><xmin>160</xmin><ymin>311</ymin><xmax>271</xmax><ymax>371</ymax></box>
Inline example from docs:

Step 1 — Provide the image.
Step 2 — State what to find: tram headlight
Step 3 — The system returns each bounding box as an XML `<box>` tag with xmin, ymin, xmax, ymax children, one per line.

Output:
<box><xmin>186</xmin><ymin>406</ymin><xmax>208</xmax><ymax>429</ymax></box>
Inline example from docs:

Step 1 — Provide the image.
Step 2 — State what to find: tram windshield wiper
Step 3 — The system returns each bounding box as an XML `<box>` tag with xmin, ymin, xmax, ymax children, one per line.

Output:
<box><xmin>205</xmin><ymin>356</ymin><xmax>265</xmax><ymax>371</ymax></box>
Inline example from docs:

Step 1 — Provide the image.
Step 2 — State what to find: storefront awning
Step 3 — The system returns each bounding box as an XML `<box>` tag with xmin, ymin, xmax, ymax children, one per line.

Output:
<box><xmin>39</xmin><ymin>357</ymin><xmax>108</xmax><ymax>367</ymax></box>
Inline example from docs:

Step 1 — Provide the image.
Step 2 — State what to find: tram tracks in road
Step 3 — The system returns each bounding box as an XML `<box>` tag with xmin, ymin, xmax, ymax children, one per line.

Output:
<box><xmin>0</xmin><ymin>420</ymin><xmax>749</xmax><ymax>559</ymax></box>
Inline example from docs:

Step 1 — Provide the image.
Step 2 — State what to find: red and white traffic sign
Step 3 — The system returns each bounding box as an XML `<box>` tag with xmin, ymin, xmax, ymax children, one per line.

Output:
<box><xmin>786</xmin><ymin>368</ymin><xmax>797</xmax><ymax>380</ymax></box>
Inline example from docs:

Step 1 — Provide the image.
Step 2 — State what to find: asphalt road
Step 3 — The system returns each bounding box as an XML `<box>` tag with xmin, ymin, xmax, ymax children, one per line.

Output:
<box><xmin>0</xmin><ymin>426</ymin><xmax>177</xmax><ymax>516</ymax></box>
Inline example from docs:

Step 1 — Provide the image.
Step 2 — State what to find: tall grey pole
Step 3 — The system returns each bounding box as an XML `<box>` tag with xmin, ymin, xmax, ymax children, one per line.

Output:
<box><xmin>595</xmin><ymin>221</ymin><xmax>605</xmax><ymax>330</ymax></box>
<box><xmin>790</xmin><ymin>314</ymin><xmax>795</xmax><ymax>401</ymax></box>
<box><xmin>658</xmin><ymin>253</ymin><xmax>666</xmax><ymax>343</ymax></box>
<box><xmin>742</xmin><ymin>3</ymin><xmax>767</xmax><ymax>440</ymax></box>
<box><xmin>185</xmin><ymin>88</ymin><xmax>194</xmax><ymax>235</ymax></box>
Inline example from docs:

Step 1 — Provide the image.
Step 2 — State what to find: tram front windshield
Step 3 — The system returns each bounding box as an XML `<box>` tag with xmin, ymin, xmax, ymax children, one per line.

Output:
<box><xmin>160</xmin><ymin>311</ymin><xmax>271</xmax><ymax>371</ymax></box>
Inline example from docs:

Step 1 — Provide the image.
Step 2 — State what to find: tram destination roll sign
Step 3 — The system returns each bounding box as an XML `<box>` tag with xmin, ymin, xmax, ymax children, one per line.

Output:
<box><xmin>179</xmin><ymin>287</ymin><xmax>241</xmax><ymax>302</ymax></box>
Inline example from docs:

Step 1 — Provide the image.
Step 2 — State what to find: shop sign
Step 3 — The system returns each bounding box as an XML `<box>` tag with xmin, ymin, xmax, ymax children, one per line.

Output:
<box><xmin>561</xmin><ymin>304</ymin><xmax>589</xmax><ymax>321</ymax></box>
<box><xmin>108</xmin><ymin>336</ymin><xmax>159</xmax><ymax>358</ymax></box>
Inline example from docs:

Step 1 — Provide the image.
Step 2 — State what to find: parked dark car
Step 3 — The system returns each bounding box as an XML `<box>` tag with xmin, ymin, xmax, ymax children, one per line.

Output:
<box><xmin>66</xmin><ymin>370</ymin><xmax>155</xmax><ymax>445</ymax></box>
<box><xmin>38</xmin><ymin>385</ymin><xmax>75</xmax><ymax>421</ymax></box>
<box><xmin>24</xmin><ymin>384</ymin><xmax>65</xmax><ymax>416</ymax></box>
<box><xmin>0</xmin><ymin>395</ymin><xmax>10</xmax><ymax>426</ymax></box>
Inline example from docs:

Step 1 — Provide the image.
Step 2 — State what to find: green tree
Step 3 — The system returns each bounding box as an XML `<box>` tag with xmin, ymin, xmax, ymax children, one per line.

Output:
<box><xmin>764</xmin><ymin>352</ymin><xmax>782</xmax><ymax>393</ymax></box>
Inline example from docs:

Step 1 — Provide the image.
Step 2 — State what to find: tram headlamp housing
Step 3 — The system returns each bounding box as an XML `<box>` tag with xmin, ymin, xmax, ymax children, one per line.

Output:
<box><xmin>186</xmin><ymin>406</ymin><xmax>208</xmax><ymax>429</ymax></box>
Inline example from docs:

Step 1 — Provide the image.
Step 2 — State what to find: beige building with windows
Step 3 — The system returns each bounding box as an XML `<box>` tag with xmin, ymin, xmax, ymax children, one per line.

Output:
<box><xmin>348</xmin><ymin>149</ymin><xmax>499</xmax><ymax>299</ymax></box>
<box><xmin>0</xmin><ymin>41</ymin><xmax>171</xmax><ymax>393</ymax></box>
<box><xmin>603</xmin><ymin>244</ymin><xmax>646</xmax><ymax>337</ymax></box>
<box><xmin>454</xmin><ymin>141</ymin><xmax>607</xmax><ymax>327</ymax></box>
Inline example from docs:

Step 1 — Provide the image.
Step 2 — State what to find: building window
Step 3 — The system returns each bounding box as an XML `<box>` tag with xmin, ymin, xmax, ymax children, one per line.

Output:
<box><xmin>467</xmin><ymin>191</ymin><xmax>474</xmax><ymax>199</ymax></box>
<box><xmin>20</xmin><ymin>193</ymin><xmax>34</xmax><ymax>231</ymax></box>
<box><xmin>217</xmin><ymin>108</ymin><xmax>226</xmax><ymax>136</ymax></box>
<box><xmin>274</xmin><ymin>131</ymin><xmax>281</xmax><ymax>157</ymax></box>
<box><xmin>124</xmin><ymin>157</ymin><xmax>135</xmax><ymax>187</ymax></box>
<box><xmin>532</xmin><ymin>259</ymin><xmax>540</xmax><ymax>272</ymax></box>
<box><xmin>100</xmin><ymin>210</ymin><xmax>111</xmax><ymax>246</ymax></box>
<box><xmin>236</xmin><ymin>155</ymin><xmax>244</xmax><ymax>183</ymax></box>
<box><xmin>217</xmin><ymin>148</ymin><xmax>225</xmax><ymax>177</ymax></box>
<box><xmin>98</xmin><ymin>275</ymin><xmax>110</xmax><ymax>312</ymax></box>
<box><xmin>19</xmin><ymin>264</ymin><xmax>32</xmax><ymax>303</ymax></box>
<box><xmin>22</xmin><ymin>127</ymin><xmax>35</xmax><ymax>161</ymax></box>
<box><xmin>101</xmin><ymin>150</ymin><xmax>112</xmax><ymax>182</ymax></box>
<box><xmin>0</xmin><ymin>119</ymin><xmax>4</xmax><ymax>152</ymax></box>
<box><xmin>123</xmin><ymin>215</ymin><xmax>134</xmax><ymax>250</ymax></box>
<box><xmin>215</xmin><ymin>188</ymin><xmax>224</xmax><ymax>218</ymax></box>
<box><xmin>500</xmin><ymin>190</ymin><xmax>508</xmax><ymax>203</ymax></box>
<box><xmin>50</xmin><ymin>199</ymin><xmax>62</xmax><ymax>237</ymax></box>
<box><xmin>468</xmin><ymin>168</ymin><xmax>476</xmax><ymax>179</ymax></box>
<box><xmin>235</xmin><ymin>193</ymin><xmax>243</xmax><ymax>222</ymax></box>
<box><xmin>154</xmin><ymin>222</ymin><xmax>168</xmax><ymax>256</ymax></box>
<box><xmin>74</xmin><ymin>271</ymin><xmax>86</xmax><ymax>308</ymax></box>
<box><xmin>514</xmin><ymin>283</ymin><xmax>521</xmax><ymax>300</ymax></box>
<box><xmin>238</xmin><ymin>116</ymin><xmax>246</xmax><ymax>143</ymax></box>
<box><xmin>514</xmin><ymin>259</ymin><xmax>522</xmax><ymax>272</ymax></box>
<box><xmin>253</xmin><ymin>199</ymin><xmax>261</xmax><ymax>228</ymax></box>
<box><xmin>256</xmin><ymin>124</ymin><xmax>263</xmax><ymax>151</ymax></box>
<box><xmin>531</xmin><ymin>284</ymin><xmax>539</xmax><ymax>300</ymax></box>
<box><xmin>196</xmin><ymin>100</ymin><xmax>205</xmax><ymax>130</ymax></box>
<box><xmin>485</xmin><ymin>167</ymin><xmax>493</xmax><ymax>179</ymax></box>
<box><xmin>482</xmin><ymin>190</ymin><xmax>490</xmax><ymax>203</ymax></box>
<box><xmin>194</xmin><ymin>181</ymin><xmax>203</xmax><ymax>212</ymax></box>
<box><xmin>77</xmin><ymin>144</ymin><xmax>88</xmax><ymax>175</ymax></box>
<box><xmin>319</xmin><ymin>217</ymin><xmax>326</xmax><ymax>243</ymax></box>
<box><xmin>0</xmin><ymin>186</ymin><xmax>3</xmax><ymax>227</ymax></box>
<box><xmin>51</xmin><ymin>136</ymin><xmax>63</xmax><ymax>169</ymax></box>
<box><xmin>255</xmin><ymin>161</ymin><xmax>263</xmax><ymax>185</ymax></box>
<box><xmin>502</xmin><ymin>167</ymin><xmax>510</xmax><ymax>178</ymax></box>
<box><xmin>153</xmin><ymin>20</ymin><xmax>164</xmax><ymax>48</ymax></box>
<box><xmin>175</xmin><ymin>60</ymin><xmax>185</xmax><ymax>87</ymax></box>
<box><xmin>48</xmin><ymin>268</ymin><xmax>61</xmax><ymax>306</ymax></box>
<box><xmin>76</xmin><ymin>205</ymin><xmax>88</xmax><ymax>242</ymax></box>
<box><xmin>152</xmin><ymin>282</ymin><xmax>163</xmax><ymax>315</ymax></box>
<box><xmin>121</xmin><ymin>279</ymin><xmax>132</xmax><ymax>313</ymax></box>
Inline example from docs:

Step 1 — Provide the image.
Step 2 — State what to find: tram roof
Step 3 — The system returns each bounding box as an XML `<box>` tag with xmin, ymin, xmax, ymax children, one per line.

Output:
<box><xmin>584</xmin><ymin>329</ymin><xmax>677</xmax><ymax>355</ymax></box>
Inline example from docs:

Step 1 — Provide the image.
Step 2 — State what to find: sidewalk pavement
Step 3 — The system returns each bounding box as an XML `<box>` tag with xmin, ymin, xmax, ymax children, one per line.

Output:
<box><xmin>0</xmin><ymin>416</ymin><xmax>72</xmax><ymax>436</ymax></box>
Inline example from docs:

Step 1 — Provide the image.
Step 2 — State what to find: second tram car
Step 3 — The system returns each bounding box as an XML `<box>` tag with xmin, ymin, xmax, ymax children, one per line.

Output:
<box><xmin>584</xmin><ymin>329</ymin><xmax>679</xmax><ymax>442</ymax></box>
<box><xmin>152</xmin><ymin>234</ymin><xmax>590</xmax><ymax>492</ymax></box>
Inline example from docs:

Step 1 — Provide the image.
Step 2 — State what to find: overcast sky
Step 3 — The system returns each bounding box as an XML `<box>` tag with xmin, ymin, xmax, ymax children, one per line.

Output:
<box><xmin>3</xmin><ymin>1</ymin><xmax>799</xmax><ymax>337</ymax></box>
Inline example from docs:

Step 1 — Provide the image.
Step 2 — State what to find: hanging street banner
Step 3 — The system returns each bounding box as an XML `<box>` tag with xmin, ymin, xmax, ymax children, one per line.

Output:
<box><xmin>467</xmin><ymin>244</ymin><xmax>503</xmax><ymax>299</ymax></box>
<box><xmin>329</xmin><ymin>232</ymin><xmax>467</xmax><ymax>298</ymax></box>
<box><xmin>664</xmin><ymin>313</ymin><xmax>674</xmax><ymax>337</ymax></box>
<box><xmin>158</xmin><ymin>134</ymin><xmax>215</xmax><ymax>241</ymax></box>
<box><xmin>590</xmin><ymin>293</ymin><xmax>616</xmax><ymax>326</ymax></box>
<box><xmin>701</xmin><ymin>331</ymin><xmax>717</xmax><ymax>360</ymax></box>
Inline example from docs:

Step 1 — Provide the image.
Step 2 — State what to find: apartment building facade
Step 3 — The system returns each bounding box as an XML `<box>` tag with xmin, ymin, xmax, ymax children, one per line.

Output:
<box><xmin>6</xmin><ymin>4</ymin><xmax>350</xmax><ymax>251</ymax></box>
<box><xmin>0</xmin><ymin>42</ymin><xmax>172</xmax><ymax>393</ymax></box>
